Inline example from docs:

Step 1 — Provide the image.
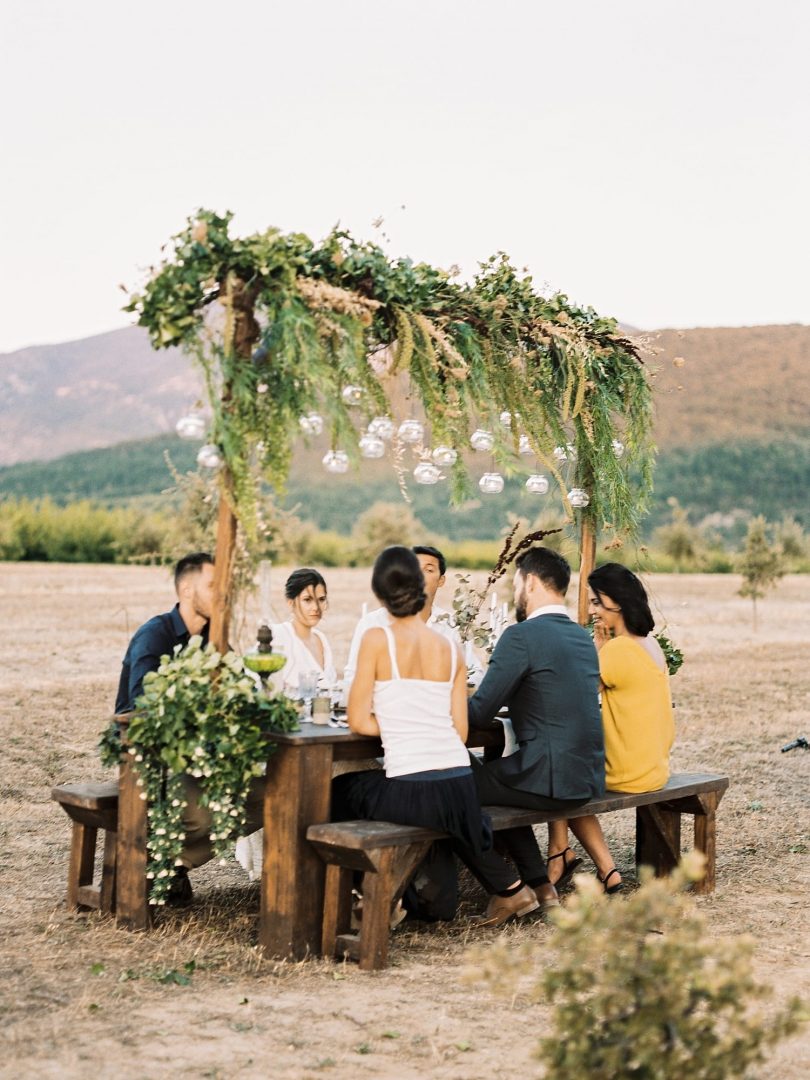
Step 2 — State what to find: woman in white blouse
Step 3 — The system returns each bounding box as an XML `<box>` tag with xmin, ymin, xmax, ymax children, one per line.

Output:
<box><xmin>271</xmin><ymin>567</ymin><xmax>336</xmax><ymax>694</ymax></box>
<box><xmin>236</xmin><ymin>567</ymin><xmax>335</xmax><ymax>880</ymax></box>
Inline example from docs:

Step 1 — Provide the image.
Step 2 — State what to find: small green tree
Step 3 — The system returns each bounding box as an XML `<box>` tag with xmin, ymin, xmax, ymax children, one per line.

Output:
<box><xmin>738</xmin><ymin>515</ymin><xmax>784</xmax><ymax>629</ymax></box>
<box><xmin>774</xmin><ymin>515</ymin><xmax>806</xmax><ymax>569</ymax></box>
<box><xmin>470</xmin><ymin>855</ymin><xmax>804</xmax><ymax>1080</ymax></box>
<box><xmin>350</xmin><ymin>501</ymin><xmax>421</xmax><ymax>565</ymax></box>
<box><xmin>652</xmin><ymin>499</ymin><xmax>703</xmax><ymax>572</ymax></box>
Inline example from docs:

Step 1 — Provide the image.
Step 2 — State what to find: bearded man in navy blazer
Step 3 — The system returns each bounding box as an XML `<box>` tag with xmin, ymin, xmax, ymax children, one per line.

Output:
<box><xmin>465</xmin><ymin>546</ymin><xmax>605</xmax><ymax>922</ymax></box>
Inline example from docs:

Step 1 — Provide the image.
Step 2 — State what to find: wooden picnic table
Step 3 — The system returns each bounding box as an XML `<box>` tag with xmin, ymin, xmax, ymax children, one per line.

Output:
<box><xmin>115</xmin><ymin>717</ymin><xmax>502</xmax><ymax>958</ymax></box>
<box><xmin>113</xmin><ymin>720</ymin><xmax>727</xmax><ymax>965</ymax></box>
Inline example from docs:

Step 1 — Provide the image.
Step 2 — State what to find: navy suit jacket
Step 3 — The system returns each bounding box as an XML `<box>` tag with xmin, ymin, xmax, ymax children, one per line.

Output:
<box><xmin>468</xmin><ymin>613</ymin><xmax>605</xmax><ymax>800</ymax></box>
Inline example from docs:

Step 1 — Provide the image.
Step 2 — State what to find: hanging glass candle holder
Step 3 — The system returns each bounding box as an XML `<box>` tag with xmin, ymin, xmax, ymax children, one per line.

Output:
<box><xmin>479</xmin><ymin>472</ymin><xmax>505</xmax><ymax>494</ymax></box>
<box><xmin>568</xmin><ymin>488</ymin><xmax>590</xmax><ymax>508</ymax></box>
<box><xmin>176</xmin><ymin>414</ymin><xmax>206</xmax><ymax>440</ymax></box>
<box><xmin>612</xmin><ymin>439</ymin><xmax>625</xmax><ymax>458</ymax></box>
<box><xmin>470</xmin><ymin>429</ymin><xmax>495</xmax><ymax>452</ymax></box>
<box><xmin>554</xmin><ymin>444</ymin><xmax>576</xmax><ymax>464</ymax></box>
<box><xmin>359</xmin><ymin>433</ymin><xmax>385</xmax><ymax>459</ymax></box>
<box><xmin>414</xmin><ymin>461</ymin><xmax>441</xmax><ymax>485</ymax></box>
<box><xmin>368</xmin><ymin>416</ymin><xmax>395</xmax><ymax>440</ymax></box>
<box><xmin>525</xmin><ymin>474</ymin><xmax>549</xmax><ymax>494</ymax></box>
<box><xmin>299</xmin><ymin>412</ymin><xmax>324</xmax><ymax>436</ymax></box>
<box><xmin>432</xmin><ymin>445</ymin><xmax>458</xmax><ymax>466</ymax></box>
<box><xmin>322</xmin><ymin>450</ymin><xmax>349</xmax><ymax>474</ymax></box>
<box><xmin>398</xmin><ymin>419</ymin><xmax>424</xmax><ymax>444</ymax></box>
<box><xmin>341</xmin><ymin>384</ymin><xmax>364</xmax><ymax>406</ymax></box>
<box><xmin>518</xmin><ymin>434</ymin><xmax>534</xmax><ymax>456</ymax></box>
<box><xmin>197</xmin><ymin>444</ymin><xmax>222</xmax><ymax>469</ymax></box>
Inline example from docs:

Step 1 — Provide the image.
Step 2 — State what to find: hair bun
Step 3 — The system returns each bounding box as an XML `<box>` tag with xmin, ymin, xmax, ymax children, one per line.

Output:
<box><xmin>386</xmin><ymin>585</ymin><xmax>427</xmax><ymax>619</ymax></box>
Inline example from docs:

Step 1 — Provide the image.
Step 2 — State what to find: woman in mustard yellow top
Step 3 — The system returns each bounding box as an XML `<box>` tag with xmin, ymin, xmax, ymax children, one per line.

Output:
<box><xmin>546</xmin><ymin>564</ymin><xmax>674</xmax><ymax>894</ymax></box>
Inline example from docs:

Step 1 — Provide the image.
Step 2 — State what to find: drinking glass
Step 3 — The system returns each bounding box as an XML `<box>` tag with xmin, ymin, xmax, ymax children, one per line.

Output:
<box><xmin>298</xmin><ymin>672</ymin><xmax>319</xmax><ymax>722</ymax></box>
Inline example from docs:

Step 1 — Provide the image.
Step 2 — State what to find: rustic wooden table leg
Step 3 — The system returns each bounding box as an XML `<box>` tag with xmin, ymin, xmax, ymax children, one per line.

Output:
<box><xmin>636</xmin><ymin>804</ymin><xmax>681</xmax><ymax>879</ymax></box>
<box><xmin>259</xmin><ymin>741</ymin><xmax>334</xmax><ymax>960</ymax></box>
<box><xmin>115</xmin><ymin>752</ymin><xmax>150</xmax><ymax>930</ymax></box>
<box><xmin>692</xmin><ymin>791</ymin><xmax>720</xmax><ymax>895</ymax></box>
<box><xmin>100</xmin><ymin>828</ymin><xmax>117</xmax><ymax>914</ymax></box>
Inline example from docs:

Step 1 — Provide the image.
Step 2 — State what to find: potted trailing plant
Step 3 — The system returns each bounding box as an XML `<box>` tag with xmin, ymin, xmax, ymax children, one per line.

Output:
<box><xmin>100</xmin><ymin>637</ymin><xmax>299</xmax><ymax>904</ymax></box>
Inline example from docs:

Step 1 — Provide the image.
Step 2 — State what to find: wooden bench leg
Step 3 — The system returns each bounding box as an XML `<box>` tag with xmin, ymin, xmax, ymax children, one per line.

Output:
<box><xmin>357</xmin><ymin>841</ymin><xmax>433</xmax><ymax>972</ymax></box>
<box><xmin>636</xmin><ymin>804</ymin><xmax>681</xmax><ymax>879</ymax></box>
<box><xmin>359</xmin><ymin>848</ymin><xmax>396</xmax><ymax>972</ymax></box>
<box><xmin>322</xmin><ymin>864</ymin><xmax>353</xmax><ymax>958</ymax></box>
<box><xmin>67</xmin><ymin>823</ymin><xmax>97</xmax><ymax>910</ymax></box>
<box><xmin>692</xmin><ymin>791</ymin><xmax>719</xmax><ymax>895</ymax></box>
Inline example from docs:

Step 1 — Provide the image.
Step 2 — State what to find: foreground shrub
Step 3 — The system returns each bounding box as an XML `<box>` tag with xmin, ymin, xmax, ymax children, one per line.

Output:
<box><xmin>470</xmin><ymin>854</ymin><xmax>804</xmax><ymax>1080</ymax></box>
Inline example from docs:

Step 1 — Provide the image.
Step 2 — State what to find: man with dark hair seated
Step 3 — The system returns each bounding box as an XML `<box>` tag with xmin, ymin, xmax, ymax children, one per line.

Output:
<box><xmin>344</xmin><ymin>543</ymin><xmax>479</xmax><ymax>688</ymax></box>
<box><xmin>115</xmin><ymin>552</ymin><xmax>215</xmax><ymax>714</ymax></box>
<box><xmin>114</xmin><ymin>552</ymin><xmax>265</xmax><ymax>906</ymax></box>
<box><xmin>466</xmin><ymin>546</ymin><xmax>605</xmax><ymax>920</ymax></box>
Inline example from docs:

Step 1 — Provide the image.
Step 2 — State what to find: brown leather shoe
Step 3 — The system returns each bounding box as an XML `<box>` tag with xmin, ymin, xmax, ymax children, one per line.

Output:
<box><xmin>531</xmin><ymin>881</ymin><xmax>561</xmax><ymax>912</ymax></box>
<box><xmin>477</xmin><ymin>884</ymin><xmax>540</xmax><ymax>927</ymax></box>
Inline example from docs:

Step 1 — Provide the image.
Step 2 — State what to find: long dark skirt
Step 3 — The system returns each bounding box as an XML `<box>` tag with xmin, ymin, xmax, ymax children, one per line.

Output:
<box><xmin>331</xmin><ymin>765</ymin><xmax>495</xmax><ymax>921</ymax></box>
<box><xmin>331</xmin><ymin>765</ymin><xmax>493</xmax><ymax>857</ymax></box>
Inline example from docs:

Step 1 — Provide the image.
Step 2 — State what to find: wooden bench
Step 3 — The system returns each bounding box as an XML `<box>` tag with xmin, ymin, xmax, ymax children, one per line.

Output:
<box><xmin>51</xmin><ymin>781</ymin><xmax>119</xmax><ymax>914</ymax></box>
<box><xmin>307</xmin><ymin>771</ymin><xmax>729</xmax><ymax>971</ymax></box>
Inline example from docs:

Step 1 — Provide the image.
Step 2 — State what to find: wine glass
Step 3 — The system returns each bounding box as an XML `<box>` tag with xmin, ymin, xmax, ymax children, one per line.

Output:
<box><xmin>298</xmin><ymin>672</ymin><xmax>319</xmax><ymax>722</ymax></box>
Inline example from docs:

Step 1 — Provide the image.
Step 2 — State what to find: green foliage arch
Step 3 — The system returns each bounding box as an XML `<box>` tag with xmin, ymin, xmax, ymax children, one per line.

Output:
<box><xmin>127</xmin><ymin>209</ymin><xmax>654</xmax><ymax>547</ymax></box>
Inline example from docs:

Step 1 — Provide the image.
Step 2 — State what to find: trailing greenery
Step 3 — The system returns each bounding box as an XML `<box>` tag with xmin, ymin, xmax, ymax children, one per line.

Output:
<box><xmin>469</xmin><ymin>854</ymin><xmax>805</xmax><ymax>1079</ymax></box>
<box><xmin>655</xmin><ymin>631</ymin><xmax>684</xmax><ymax>677</ymax></box>
<box><xmin>125</xmin><ymin>209</ymin><xmax>654</xmax><ymax>544</ymax></box>
<box><xmin>99</xmin><ymin>638</ymin><xmax>299</xmax><ymax>905</ymax></box>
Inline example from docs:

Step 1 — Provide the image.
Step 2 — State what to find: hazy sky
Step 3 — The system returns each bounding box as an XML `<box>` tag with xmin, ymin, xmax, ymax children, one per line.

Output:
<box><xmin>2</xmin><ymin>0</ymin><xmax>808</xmax><ymax>353</ymax></box>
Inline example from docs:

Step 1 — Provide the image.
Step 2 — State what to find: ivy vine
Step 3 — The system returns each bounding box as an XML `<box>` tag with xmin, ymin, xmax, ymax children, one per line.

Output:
<box><xmin>100</xmin><ymin>637</ymin><xmax>299</xmax><ymax>905</ymax></box>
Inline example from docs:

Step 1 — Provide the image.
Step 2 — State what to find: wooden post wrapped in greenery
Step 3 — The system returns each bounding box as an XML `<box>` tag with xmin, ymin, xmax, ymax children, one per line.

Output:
<box><xmin>127</xmin><ymin>210</ymin><xmax>655</xmax><ymax>639</ymax></box>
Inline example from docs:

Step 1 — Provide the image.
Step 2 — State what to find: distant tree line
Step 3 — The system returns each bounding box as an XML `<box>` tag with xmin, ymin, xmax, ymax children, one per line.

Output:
<box><xmin>0</xmin><ymin>434</ymin><xmax>808</xmax><ymax>543</ymax></box>
<box><xmin>1</xmin><ymin>494</ymin><xmax>805</xmax><ymax>575</ymax></box>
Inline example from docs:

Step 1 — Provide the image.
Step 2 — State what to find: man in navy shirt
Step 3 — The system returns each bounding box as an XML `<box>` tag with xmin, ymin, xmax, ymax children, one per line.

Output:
<box><xmin>114</xmin><ymin>553</ymin><xmax>265</xmax><ymax>905</ymax></box>
<box><xmin>115</xmin><ymin>552</ymin><xmax>214</xmax><ymax>713</ymax></box>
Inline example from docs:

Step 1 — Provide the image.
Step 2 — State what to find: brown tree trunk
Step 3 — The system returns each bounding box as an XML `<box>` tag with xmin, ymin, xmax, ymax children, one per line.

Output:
<box><xmin>208</xmin><ymin>275</ymin><xmax>261</xmax><ymax>652</ymax></box>
<box><xmin>209</xmin><ymin>475</ymin><xmax>239</xmax><ymax>652</ymax></box>
<box><xmin>577</xmin><ymin>517</ymin><xmax>596</xmax><ymax>626</ymax></box>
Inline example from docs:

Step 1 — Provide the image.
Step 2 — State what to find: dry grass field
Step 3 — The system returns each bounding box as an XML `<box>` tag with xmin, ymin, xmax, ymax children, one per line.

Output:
<box><xmin>1</xmin><ymin>563</ymin><xmax>808</xmax><ymax>1079</ymax></box>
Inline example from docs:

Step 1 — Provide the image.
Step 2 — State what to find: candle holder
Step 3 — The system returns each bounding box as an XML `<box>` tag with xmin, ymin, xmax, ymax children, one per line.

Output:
<box><xmin>243</xmin><ymin>623</ymin><xmax>286</xmax><ymax>691</ymax></box>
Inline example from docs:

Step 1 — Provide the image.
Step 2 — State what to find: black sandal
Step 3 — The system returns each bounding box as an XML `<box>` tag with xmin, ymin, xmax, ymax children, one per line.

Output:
<box><xmin>547</xmin><ymin>847</ymin><xmax>583</xmax><ymax>888</ymax></box>
<box><xmin>598</xmin><ymin>867</ymin><xmax>625</xmax><ymax>895</ymax></box>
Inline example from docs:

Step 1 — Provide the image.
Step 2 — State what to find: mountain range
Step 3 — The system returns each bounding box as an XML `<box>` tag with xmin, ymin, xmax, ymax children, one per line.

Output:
<box><xmin>1</xmin><ymin>322</ymin><xmax>808</xmax><ymax>468</ymax></box>
<box><xmin>1</xmin><ymin>321</ymin><xmax>808</xmax><ymax>538</ymax></box>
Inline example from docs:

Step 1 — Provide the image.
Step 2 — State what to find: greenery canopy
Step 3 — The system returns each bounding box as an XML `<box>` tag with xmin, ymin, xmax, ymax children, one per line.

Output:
<box><xmin>126</xmin><ymin>209</ymin><xmax>655</xmax><ymax>545</ymax></box>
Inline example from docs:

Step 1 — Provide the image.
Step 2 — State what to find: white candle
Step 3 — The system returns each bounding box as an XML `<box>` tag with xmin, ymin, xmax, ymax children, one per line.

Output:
<box><xmin>361</xmin><ymin>602</ymin><xmax>368</xmax><ymax>619</ymax></box>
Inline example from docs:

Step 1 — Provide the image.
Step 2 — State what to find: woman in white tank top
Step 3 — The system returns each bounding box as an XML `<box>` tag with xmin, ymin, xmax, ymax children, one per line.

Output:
<box><xmin>331</xmin><ymin>547</ymin><xmax>540</xmax><ymax>925</ymax></box>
